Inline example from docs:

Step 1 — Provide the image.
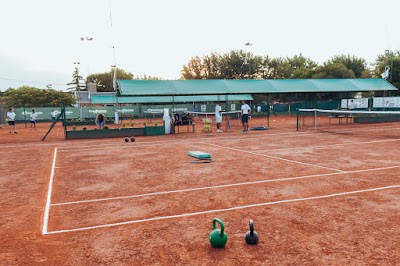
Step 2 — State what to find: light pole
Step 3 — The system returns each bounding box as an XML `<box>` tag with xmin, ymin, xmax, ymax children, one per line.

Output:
<box><xmin>80</xmin><ymin>37</ymin><xmax>93</xmax><ymax>76</ymax></box>
<box><xmin>244</xmin><ymin>42</ymin><xmax>252</xmax><ymax>79</ymax></box>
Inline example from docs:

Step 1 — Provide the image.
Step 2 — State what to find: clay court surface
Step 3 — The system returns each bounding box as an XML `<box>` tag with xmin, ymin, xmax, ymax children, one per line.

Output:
<box><xmin>0</xmin><ymin>116</ymin><xmax>399</xmax><ymax>265</ymax></box>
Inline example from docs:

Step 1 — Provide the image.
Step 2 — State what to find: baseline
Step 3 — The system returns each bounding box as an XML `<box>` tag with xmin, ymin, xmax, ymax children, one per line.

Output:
<box><xmin>55</xmin><ymin>131</ymin><xmax>316</xmax><ymax>151</ymax></box>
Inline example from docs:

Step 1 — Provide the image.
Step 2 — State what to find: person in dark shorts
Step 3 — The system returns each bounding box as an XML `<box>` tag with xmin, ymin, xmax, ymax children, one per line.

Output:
<box><xmin>241</xmin><ymin>100</ymin><xmax>251</xmax><ymax>133</ymax></box>
<box><xmin>51</xmin><ymin>110</ymin><xmax>57</xmax><ymax>122</ymax></box>
<box><xmin>30</xmin><ymin>110</ymin><xmax>37</xmax><ymax>130</ymax></box>
<box><xmin>6</xmin><ymin>108</ymin><xmax>17</xmax><ymax>134</ymax></box>
<box><xmin>95</xmin><ymin>113</ymin><xmax>106</xmax><ymax>129</ymax></box>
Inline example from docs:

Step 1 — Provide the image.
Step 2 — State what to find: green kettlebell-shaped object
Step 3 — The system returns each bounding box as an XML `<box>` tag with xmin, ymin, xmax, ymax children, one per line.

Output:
<box><xmin>209</xmin><ymin>218</ymin><xmax>228</xmax><ymax>248</ymax></box>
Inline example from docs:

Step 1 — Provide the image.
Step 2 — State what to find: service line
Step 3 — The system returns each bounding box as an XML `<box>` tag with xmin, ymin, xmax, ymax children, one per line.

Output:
<box><xmin>42</xmin><ymin>147</ymin><xmax>58</xmax><ymax>235</ymax></box>
<box><xmin>199</xmin><ymin>142</ymin><xmax>344</xmax><ymax>172</ymax></box>
<box><xmin>252</xmin><ymin>138</ymin><xmax>400</xmax><ymax>153</ymax></box>
<box><xmin>45</xmin><ymin>184</ymin><xmax>400</xmax><ymax>235</ymax></box>
<box><xmin>51</xmin><ymin>165</ymin><xmax>400</xmax><ymax>206</ymax></box>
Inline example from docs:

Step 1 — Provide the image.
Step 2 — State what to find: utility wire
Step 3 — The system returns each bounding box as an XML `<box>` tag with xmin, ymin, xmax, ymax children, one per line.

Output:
<box><xmin>0</xmin><ymin>77</ymin><xmax>66</xmax><ymax>86</ymax></box>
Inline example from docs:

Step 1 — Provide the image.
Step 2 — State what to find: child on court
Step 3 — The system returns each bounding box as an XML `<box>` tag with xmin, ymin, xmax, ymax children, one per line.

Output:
<box><xmin>51</xmin><ymin>110</ymin><xmax>57</xmax><ymax>122</ymax></box>
<box><xmin>30</xmin><ymin>110</ymin><xmax>37</xmax><ymax>130</ymax></box>
<box><xmin>6</xmin><ymin>108</ymin><xmax>17</xmax><ymax>134</ymax></box>
<box><xmin>95</xmin><ymin>113</ymin><xmax>106</xmax><ymax>129</ymax></box>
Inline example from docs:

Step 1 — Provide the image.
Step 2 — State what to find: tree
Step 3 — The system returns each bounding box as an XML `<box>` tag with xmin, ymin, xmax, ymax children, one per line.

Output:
<box><xmin>260</xmin><ymin>54</ymin><xmax>317</xmax><ymax>79</ymax></box>
<box><xmin>0</xmin><ymin>86</ymin><xmax>76</xmax><ymax>107</ymax></box>
<box><xmin>313</xmin><ymin>62</ymin><xmax>355</xmax><ymax>79</ymax></box>
<box><xmin>329</xmin><ymin>55</ymin><xmax>367</xmax><ymax>78</ymax></box>
<box><xmin>86</xmin><ymin>68</ymin><xmax>160</xmax><ymax>92</ymax></box>
<box><xmin>181</xmin><ymin>50</ymin><xmax>263</xmax><ymax>80</ymax></box>
<box><xmin>374</xmin><ymin>51</ymin><xmax>400</xmax><ymax>95</ymax></box>
<box><xmin>67</xmin><ymin>67</ymin><xmax>86</xmax><ymax>91</ymax></box>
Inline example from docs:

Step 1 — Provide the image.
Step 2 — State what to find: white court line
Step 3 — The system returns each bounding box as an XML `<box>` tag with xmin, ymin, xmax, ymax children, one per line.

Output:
<box><xmin>51</xmin><ymin>165</ymin><xmax>400</xmax><ymax>206</ymax></box>
<box><xmin>42</xmin><ymin>147</ymin><xmax>58</xmax><ymax>235</ymax></box>
<box><xmin>200</xmin><ymin>142</ymin><xmax>344</xmax><ymax>172</ymax></box>
<box><xmin>251</xmin><ymin>138</ymin><xmax>400</xmax><ymax>153</ymax></box>
<box><xmin>55</xmin><ymin>130</ymin><xmax>317</xmax><ymax>151</ymax></box>
<box><xmin>45</xmin><ymin>184</ymin><xmax>400</xmax><ymax>235</ymax></box>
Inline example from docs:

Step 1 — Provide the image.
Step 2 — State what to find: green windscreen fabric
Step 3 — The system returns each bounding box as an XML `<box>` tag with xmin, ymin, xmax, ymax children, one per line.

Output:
<box><xmin>118</xmin><ymin>79</ymin><xmax>397</xmax><ymax>96</ymax></box>
<box><xmin>91</xmin><ymin>94</ymin><xmax>253</xmax><ymax>104</ymax></box>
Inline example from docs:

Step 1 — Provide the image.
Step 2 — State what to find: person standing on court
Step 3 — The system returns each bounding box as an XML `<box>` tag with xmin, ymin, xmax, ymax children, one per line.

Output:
<box><xmin>6</xmin><ymin>108</ymin><xmax>17</xmax><ymax>134</ymax></box>
<box><xmin>215</xmin><ymin>102</ymin><xmax>224</xmax><ymax>133</ymax></box>
<box><xmin>30</xmin><ymin>110</ymin><xmax>38</xmax><ymax>130</ymax></box>
<box><xmin>241</xmin><ymin>100</ymin><xmax>251</xmax><ymax>133</ymax></box>
<box><xmin>51</xmin><ymin>110</ymin><xmax>57</xmax><ymax>122</ymax></box>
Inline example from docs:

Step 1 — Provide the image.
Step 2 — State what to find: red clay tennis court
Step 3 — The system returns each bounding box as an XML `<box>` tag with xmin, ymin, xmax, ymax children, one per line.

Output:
<box><xmin>0</xmin><ymin>116</ymin><xmax>399</xmax><ymax>265</ymax></box>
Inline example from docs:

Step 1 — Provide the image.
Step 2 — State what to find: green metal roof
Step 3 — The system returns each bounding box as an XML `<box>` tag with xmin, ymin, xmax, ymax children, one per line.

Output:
<box><xmin>118</xmin><ymin>79</ymin><xmax>397</xmax><ymax>96</ymax></box>
<box><xmin>91</xmin><ymin>94</ymin><xmax>253</xmax><ymax>104</ymax></box>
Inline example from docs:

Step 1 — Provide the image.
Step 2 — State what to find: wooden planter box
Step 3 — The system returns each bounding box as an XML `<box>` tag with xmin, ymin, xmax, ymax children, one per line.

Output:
<box><xmin>66</xmin><ymin>128</ymin><xmax>145</xmax><ymax>140</ymax></box>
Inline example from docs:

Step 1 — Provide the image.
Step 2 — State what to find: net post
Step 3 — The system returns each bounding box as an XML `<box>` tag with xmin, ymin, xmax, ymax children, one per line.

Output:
<box><xmin>296</xmin><ymin>108</ymin><xmax>299</xmax><ymax>131</ymax></box>
<box><xmin>24</xmin><ymin>106</ymin><xmax>27</xmax><ymax>128</ymax></box>
<box><xmin>314</xmin><ymin>109</ymin><xmax>317</xmax><ymax>131</ymax></box>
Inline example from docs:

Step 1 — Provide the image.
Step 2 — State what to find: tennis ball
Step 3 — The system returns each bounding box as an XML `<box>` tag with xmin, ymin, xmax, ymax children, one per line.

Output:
<box><xmin>131</xmin><ymin>137</ymin><xmax>135</xmax><ymax>142</ymax></box>
<box><xmin>124</xmin><ymin>137</ymin><xmax>129</xmax><ymax>142</ymax></box>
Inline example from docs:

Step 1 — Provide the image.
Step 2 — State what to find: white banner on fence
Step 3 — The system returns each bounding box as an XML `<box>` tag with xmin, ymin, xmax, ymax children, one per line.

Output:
<box><xmin>373</xmin><ymin>97</ymin><xmax>400</xmax><ymax>108</ymax></box>
<box><xmin>341</xmin><ymin>98</ymin><xmax>368</xmax><ymax>109</ymax></box>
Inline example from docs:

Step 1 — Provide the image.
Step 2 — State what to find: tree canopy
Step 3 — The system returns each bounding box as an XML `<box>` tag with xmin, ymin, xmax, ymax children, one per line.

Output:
<box><xmin>374</xmin><ymin>51</ymin><xmax>400</xmax><ymax>96</ymax></box>
<box><xmin>86</xmin><ymin>68</ymin><xmax>161</xmax><ymax>92</ymax></box>
<box><xmin>0</xmin><ymin>86</ymin><xmax>76</xmax><ymax>107</ymax></box>
<box><xmin>181</xmin><ymin>51</ymin><xmax>399</xmax><ymax>101</ymax></box>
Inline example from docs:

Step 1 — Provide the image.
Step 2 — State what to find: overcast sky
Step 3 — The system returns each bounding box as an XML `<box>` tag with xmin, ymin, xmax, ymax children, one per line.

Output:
<box><xmin>1</xmin><ymin>0</ymin><xmax>399</xmax><ymax>91</ymax></box>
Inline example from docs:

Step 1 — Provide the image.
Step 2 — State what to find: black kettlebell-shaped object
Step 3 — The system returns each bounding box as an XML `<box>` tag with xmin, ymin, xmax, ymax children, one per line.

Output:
<box><xmin>245</xmin><ymin>219</ymin><xmax>258</xmax><ymax>245</ymax></box>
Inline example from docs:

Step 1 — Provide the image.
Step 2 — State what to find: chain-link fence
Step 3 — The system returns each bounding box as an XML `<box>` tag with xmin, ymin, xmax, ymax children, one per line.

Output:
<box><xmin>0</xmin><ymin>106</ymin><xmax>6</xmax><ymax>125</ymax></box>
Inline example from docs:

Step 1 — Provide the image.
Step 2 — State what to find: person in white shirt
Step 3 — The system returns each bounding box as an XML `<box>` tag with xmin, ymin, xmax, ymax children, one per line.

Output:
<box><xmin>6</xmin><ymin>108</ymin><xmax>17</xmax><ymax>134</ymax></box>
<box><xmin>241</xmin><ymin>100</ymin><xmax>251</xmax><ymax>133</ymax></box>
<box><xmin>51</xmin><ymin>110</ymin><xmax>57</xmax><ymax>122</ymax></box>
<box><xmin>30</xmin><ymin>110</ymin><xmax>38</xmax><ymax>129</ymax></box>
<box><xmin>215</xmin><ymin>102</ymin><xmax>224</xmax><ymax>133</ymax></box>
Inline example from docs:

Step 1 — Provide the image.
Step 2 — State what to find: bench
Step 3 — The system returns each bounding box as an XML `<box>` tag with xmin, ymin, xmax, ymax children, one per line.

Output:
<box><xmin>172</xmin><ymin>113</ymin><xmax>195</xmax><ymax>133</ymax></box>
<box><xmin>328</xmin><ymin>115</ymin><xmax>353</xmax><ymax>124</ymax></box>
<box><xmin>174</xmin><ymin>123</ymin><xmax>196</xmax><ymax>133</ymax></box>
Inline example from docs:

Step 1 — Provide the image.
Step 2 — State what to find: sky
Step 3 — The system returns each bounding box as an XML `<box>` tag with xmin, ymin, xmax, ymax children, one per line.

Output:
<box><xmin>1</xmin><ymin>0</ymin><xmax>399</xmax><ymax>91</ymax></box>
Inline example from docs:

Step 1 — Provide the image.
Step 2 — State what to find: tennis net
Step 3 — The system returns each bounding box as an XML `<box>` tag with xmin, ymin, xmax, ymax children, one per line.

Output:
<box><xmin>296</xmin><ymin>109</ymin><xmax>400</xmax><ymax>138</ymax></box>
